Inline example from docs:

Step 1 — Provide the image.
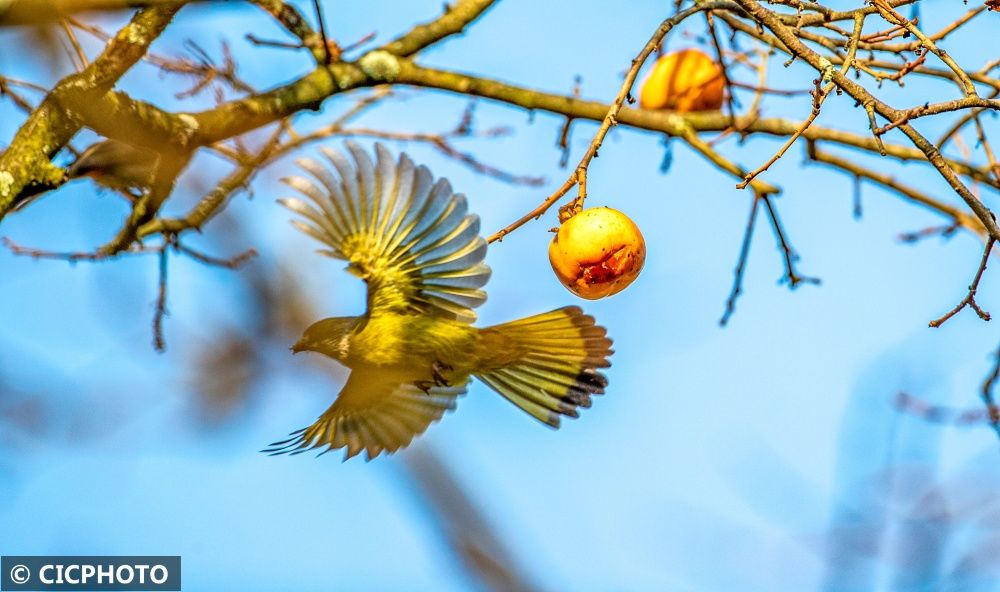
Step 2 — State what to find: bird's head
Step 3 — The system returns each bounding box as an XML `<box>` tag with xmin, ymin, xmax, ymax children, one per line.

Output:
<box><xmin>291</xmin><ymin>316</ymin><xmax>358</xmax><ymax>362</ymax></box>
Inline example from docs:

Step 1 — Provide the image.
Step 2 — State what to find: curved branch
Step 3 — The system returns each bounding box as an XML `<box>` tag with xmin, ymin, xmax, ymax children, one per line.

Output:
<box><xmin>383</xmin><ymin>0</ymin><xmax>497</xmax><ymax>57</ymax></box>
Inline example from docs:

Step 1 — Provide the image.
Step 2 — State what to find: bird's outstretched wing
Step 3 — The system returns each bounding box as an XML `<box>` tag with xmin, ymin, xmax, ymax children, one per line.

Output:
<box><xmin>262</xmin><ymin>370</ymin><xmax>467</xmax><ymax>460</ymax></box>
<box><xmin>280</xmin><ymin>142</ymin><xmax>491</xmax><ymax>323</ymax></box>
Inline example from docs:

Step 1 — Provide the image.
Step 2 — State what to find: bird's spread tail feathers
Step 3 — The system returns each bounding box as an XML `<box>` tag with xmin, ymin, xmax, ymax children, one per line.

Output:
<box><xmin>475</xmin><ymin>306</ymin><xmax>613</xmax><ymax>427</ymax></box>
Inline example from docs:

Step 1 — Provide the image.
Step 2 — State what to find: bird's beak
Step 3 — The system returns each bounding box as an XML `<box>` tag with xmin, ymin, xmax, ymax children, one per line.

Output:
<box><xmin>290</xmin><ymin>340</ymin><xmax>305</xmax><ymax>354</ymax></box>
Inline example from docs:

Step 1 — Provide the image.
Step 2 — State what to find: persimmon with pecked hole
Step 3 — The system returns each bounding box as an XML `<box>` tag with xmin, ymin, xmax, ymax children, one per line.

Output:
<box><xmin>548</xmin><ymin>207</ymin><xmax>646</xmax><ymax>300</ymax></box>
<box><xmin>639</xmin><ymin>48</ymin><xmax>725</xmax><ymax>112</ymax></box>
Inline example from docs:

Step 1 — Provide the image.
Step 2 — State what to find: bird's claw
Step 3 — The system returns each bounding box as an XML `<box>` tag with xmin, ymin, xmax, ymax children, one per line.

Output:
<box><xmin>414</xmin><ymin>362</ymin><xmax>453</xmax><ymax>393</ymax></box>
<box><xmin>431</xmin><ymin>361</ymin><xmax>453</xmax><ymax>387</ymax></box>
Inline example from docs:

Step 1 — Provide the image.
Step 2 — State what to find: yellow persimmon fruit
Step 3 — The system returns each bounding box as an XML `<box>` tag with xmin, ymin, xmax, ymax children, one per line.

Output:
<box><xmin>548</xmin><ymin>207</ymin><xmax>646</xmax><ymax>300</ymax></box>
<box><xmin>639</xmin><ymin>48</ymin><xmax>725</xmax><ymax>112</ymax></box>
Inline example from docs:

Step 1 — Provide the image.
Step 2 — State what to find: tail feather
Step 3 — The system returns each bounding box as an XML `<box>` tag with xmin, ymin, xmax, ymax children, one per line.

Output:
<box><xmin>485</xmin><ymin>368</ymin><xmax>582</xmax><ymax>417</ymax></box>
<box><xmin>475</xmin><ymin>306</ymin><xmax>613</xmax><ymax>427</ymax></box>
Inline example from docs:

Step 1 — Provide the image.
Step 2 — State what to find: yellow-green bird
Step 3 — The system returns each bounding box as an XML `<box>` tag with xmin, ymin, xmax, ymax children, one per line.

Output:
<box><xmin>265</xmin><ymin>142</ymin><xmax>613</xmax><ymax>460</ymax></box>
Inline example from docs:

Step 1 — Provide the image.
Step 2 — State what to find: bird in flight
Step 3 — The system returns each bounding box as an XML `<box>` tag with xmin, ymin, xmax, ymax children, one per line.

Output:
<box><xmin>265</xmin><ymin>142</ymin><xmax>613</xmax><ymax>460</ymax></box>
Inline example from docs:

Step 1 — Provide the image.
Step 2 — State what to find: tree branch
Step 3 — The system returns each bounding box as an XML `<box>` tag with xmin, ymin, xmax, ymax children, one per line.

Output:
<box><xmin>0</xmin><ymin>4</ymin><xmax>185</xmax><ymax>219</ymax></box>
<box><xmin>730</xmin><ymin>0</ymin><xmax>1000</xmax><ymax>243</ymax></box>
<box><xmin>383</xmin><ymin>0</ymin><xmax>497</xmax><ymax>57</ymax></box>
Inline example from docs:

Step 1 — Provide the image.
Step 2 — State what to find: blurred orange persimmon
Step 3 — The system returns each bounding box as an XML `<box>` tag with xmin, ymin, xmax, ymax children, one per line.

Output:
<box><xmin>548</xmin><ymin>207</ymin><xmax>646</xmax><ymax>300</ymax></box>
<box><xmin>639</xmin><ymin>48</ymin><xmax>725</xmax><ymax>112</ymax></box>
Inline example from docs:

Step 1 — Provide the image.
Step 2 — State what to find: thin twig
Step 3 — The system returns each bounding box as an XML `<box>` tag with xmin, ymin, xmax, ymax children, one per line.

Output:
<box><xmin>705</xmin><ymin>11</ymin><xmax>740</xmax><ymax>122</ymax></box>
<box><xmin>760</xmin><ymin>195</ymin><xmax>820</xmax><ymax>288</ymax></box>
<box><xmin>852</xmin><ymin>173</ymin><xmax>862</xmax><ymax>219</ymax></box>
<box><xmin>929</xmin><ymin>237</ymin><xmax>995</xmax><ymax>327</ymax></box>
<box><xmin>2</xmin><ymin>236</ymin><xmax>149</xmax><ymax>261</ymax></box>
<box><xmin>893</xmin><ymin>391</ymin><xmax>999</xmax><ymax>429</ymax></box>
<box><xmin>729</xmin><ymin>79</ymin><xmax>810</xmax><ymax>96</ymax></box>
<box><xmin>974</xmin><ymin>115</ymin><xmax>1000</xmax><ymax>185</ymax></box>
<box><xmin>0</xmin><ymin>76</ymin><xmax>40</xmax><ymax>114</ymax></box>
<box><xmin>737</xmin><ymin>78</ymin><xmax>827</xmax><ymax>188</ymax></box>
<box><xmin>310</xmin><ymin>0</ymin><xmax>332</xmax><ymax>64</ymax></box>
<box><xmin>60</xmin><ymin>18</ymin><xmax>89</xmax><ymax>69</ymax></box>
<box><xmin>153</xmin><ymin>244</ymin><xmax>169</xmax><ymax>352</ymax></box>
<box><xmin>897</xmin><ymin>223</ymin><xmax>960</xmax><ymax>244</ymax></box>
<box><xmin>176</xmin><ymin>245</ymin><xmax>258</xmax><ymax>269</ymax></box>
<box><xmin>720</xmin><ymin>194</ymin><xmax>760</xmax><ymax>326</ymax></box>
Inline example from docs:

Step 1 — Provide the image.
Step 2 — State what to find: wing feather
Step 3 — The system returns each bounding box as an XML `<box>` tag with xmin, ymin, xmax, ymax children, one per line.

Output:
<box><xmin>281</xmin><ymin>142</ymin><xmax>489</xmax><ymax>322</ymax></box>
<box><xmin>371</xmin><ymin>144</ymin><xmax>395</xmax><ymax>236</ymax></box>
<box><xmin>262</xmin><ymin>370</ymin><xmax>467</xmax><ymax>460</ymax></box>
<box><xmin>293</xmin><ymin>163</ymin><xmax>353</xmax><ymax>237</ymax></box>
<box><xmin>322</xmin><ymin>147</ymin><xmax>363</xmax><ymax>230</ymax></box>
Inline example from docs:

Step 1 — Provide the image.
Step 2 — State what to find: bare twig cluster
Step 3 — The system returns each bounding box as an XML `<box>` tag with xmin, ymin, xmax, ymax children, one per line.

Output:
<box><xmin>2</xmin><ymin>0</ymin><xmax>999</xmax><ymax>431</ymax></box>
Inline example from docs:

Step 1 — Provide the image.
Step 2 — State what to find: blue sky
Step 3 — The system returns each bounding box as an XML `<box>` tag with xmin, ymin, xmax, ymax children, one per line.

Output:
<box><xmin>2</xmin><ymin>1</ymin><xmax>1000</xmax><ymax>590</ymax></box>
